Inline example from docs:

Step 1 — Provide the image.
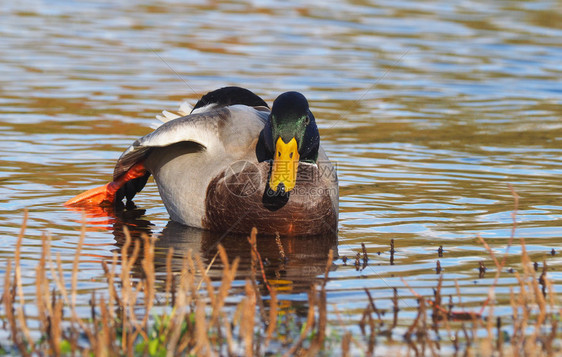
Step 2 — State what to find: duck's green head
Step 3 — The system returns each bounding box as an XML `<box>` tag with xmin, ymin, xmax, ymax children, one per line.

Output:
<box><xmin>266</xmin><ymin>91</ymin><xmax>320</xmax><ymax>193</ymax></box>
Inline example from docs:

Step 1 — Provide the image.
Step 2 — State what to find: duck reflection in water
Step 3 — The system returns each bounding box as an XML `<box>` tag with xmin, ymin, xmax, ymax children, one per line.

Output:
<box><xmin>110</xmin><ymin>203</ymin><xmax>338</xmax><ymax>297</ymax></box>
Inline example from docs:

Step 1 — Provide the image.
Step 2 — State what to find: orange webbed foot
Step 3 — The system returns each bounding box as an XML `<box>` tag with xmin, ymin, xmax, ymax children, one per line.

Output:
<box><xmin>65</xmin><ymin>162</ymin><xmax>147</xmax><ymax>207</ymax></box>
<box><xmin>64</xmin><ymin>182</ymin><xmax>118</xmax><ymax>207</ymax></box>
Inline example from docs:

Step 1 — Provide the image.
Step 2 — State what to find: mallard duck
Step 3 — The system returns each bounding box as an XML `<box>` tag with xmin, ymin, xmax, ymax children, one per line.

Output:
<box><xmin>65</xmin><ymin>87</ymin><xmax>338</xmax><ymax>236</ymax></box>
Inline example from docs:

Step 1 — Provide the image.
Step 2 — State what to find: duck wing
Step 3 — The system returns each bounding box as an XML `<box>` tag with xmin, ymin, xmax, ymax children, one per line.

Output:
<box><xmin>65</xmin><ymin>105</ymin><xmax>269</xmax><ymax>207</ymax></box>
<box><xmin>114</xmin><ymin>105</ymin><xmax>269</xmax><ymax>201</ymax></box>
<box><xmin>115</xmin><ymin>107</ymin><xmax>227</xmax><ymax>179</ymax></box>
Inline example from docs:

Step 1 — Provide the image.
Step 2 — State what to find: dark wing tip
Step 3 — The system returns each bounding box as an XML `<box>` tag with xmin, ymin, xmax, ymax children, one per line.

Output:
<box><xmin>192</xmin><ymin>87</ymin><xmax>269</xmax><ymax>112</ymax></box>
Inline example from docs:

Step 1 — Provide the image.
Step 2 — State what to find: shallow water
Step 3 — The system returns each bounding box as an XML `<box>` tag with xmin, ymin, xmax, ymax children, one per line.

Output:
<box><xmin>1</xmin><ymin>0</ymin><xmax>561</xmax><ymax>350</ymax></box>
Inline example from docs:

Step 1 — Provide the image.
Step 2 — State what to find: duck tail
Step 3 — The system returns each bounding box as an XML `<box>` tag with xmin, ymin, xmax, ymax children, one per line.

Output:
<box><xmin>64</xmin><ymin>162</ymin><xmax>148</xmax><ymax>207</ymax></box>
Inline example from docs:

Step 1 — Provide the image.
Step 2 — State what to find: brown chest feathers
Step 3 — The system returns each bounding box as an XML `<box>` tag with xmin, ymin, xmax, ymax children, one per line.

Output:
<box><xmin>203</xmin><ymin>161</ymin><xmax>337</xmax><ymax>236</ymax></box>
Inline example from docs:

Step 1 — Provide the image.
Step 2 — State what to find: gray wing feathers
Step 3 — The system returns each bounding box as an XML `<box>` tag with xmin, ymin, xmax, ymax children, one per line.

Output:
<box><xmin>113</xmin><ymin>106</ymin><xmax>268</xmax><ymax>179</ymax></box>
<box><xmin>113</xmin><ymin>108</ymin><xmax>229</xmax><ymax>179</ymax></box>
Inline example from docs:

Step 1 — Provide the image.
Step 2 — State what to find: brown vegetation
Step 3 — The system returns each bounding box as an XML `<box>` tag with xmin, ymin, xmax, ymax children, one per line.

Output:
<box><xmin>0</xmin><ymin>192</ymin><xmax>560</xmax><ymax>356</ymax></box>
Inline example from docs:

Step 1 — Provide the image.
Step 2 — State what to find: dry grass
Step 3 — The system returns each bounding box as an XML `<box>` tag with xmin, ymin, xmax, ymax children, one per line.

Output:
<box><xmin>0</xmin><ymin>218</ymin><xmax>340</xmax><ymax>356</ymax></box>
<box><xmin>0</xmin><ymin>188</ymin><xmax>560</xmax><ymax>356</ymax></box>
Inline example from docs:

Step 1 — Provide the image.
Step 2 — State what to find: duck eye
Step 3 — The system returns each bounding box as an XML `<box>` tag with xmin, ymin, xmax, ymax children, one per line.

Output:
<box><xmin>278</xmin><ymin>151</ymin><xmax>281</xmax><ymax>157</ymax></box>
<box><xmin>304</xmin><ymin>116</ymin><xmax>310</xmax><ymax>125</ymax></box>
<box><xmin>289</xmin><ymin>152</ymin><xmax>293</xmax><ymax>159</ymax></box>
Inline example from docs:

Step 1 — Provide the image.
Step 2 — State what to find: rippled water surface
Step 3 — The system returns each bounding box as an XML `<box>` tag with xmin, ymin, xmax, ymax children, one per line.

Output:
<box><xmin>1</xmin><ymin>0</ymin><xmax>561</xmax><ymax>351</ymax></box>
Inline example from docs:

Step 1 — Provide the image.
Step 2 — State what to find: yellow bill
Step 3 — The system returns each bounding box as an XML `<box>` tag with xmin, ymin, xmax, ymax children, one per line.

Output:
<box><xmin>269</xmin><ymin>137</ymin><xmax>300</xmax><ymax>192</ymax></box>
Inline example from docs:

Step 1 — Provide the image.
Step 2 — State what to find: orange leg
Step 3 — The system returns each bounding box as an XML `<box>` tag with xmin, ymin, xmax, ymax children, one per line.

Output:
<box><xmin>64</xmin><ymin>162</ymin><xmax>147</xmax><ymax>207</ymax></box>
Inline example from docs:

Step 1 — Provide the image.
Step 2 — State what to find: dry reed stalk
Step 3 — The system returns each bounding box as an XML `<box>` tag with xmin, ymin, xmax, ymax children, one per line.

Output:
<box><xmin>36</xmin><ymin>233</ymin><xmax>66</xmax><ymax>356</ymax></box>
<box><xmin>119</xmin><ymin>227</ymin><xmax>140</xmax><ymax>351</ymax></box>
<box><xmin>34</xmin><ymin>236</ymin><xmax>47</xmax><ymax>350</ymax></box>
<box><xmin>531</xmin><ymin>294</ymin><xmax>547</xmax><ymax>354</ymax></box>
<box><xmin>312</xmin><ymin>295</ymin><xmax>327</xmax><ymax>353</ymax></box>
<box><xmin>264</xmin><ymin>286</ymin><xmax>278</xmax><ymax>347</ymax></box>
<box><xmin>197</xmin><ymin>250</ymin><xmax>219</xmax><ymax>291</ymax></box>
<box><xmin>168</xmin><ymin>250</ymin><xmax>196</xmax><ymax>356</ymax></box>
<box><xmin>231</xmin><ymin>299</ymin><xmax>243</xmax><ymax>349</ymax></box>
<box><xmin>194</xmin><ymin>253</ymin><xmax>216</xmax><ymax>307</ymax></box>
<box><xmin>4</xmin><ymin>259</ymin><xmax>30</xmax><ymax>357</ymax></box>
<box><xmin>531</xmin><ymin>268</ymin><xmax>547</xmax><ymax>353</ymax></box>
<box><xmin>241</xmin><ymin>280</ymin><xmax>256</xmax><ymax>357</ymax></box>
<box><xmin>210</xmin><ymin>244</ymin><xmax>239</xmax><ymax>327</ymax></box>
<box><xmin>98</xmin><ymin>296</ymin><xmax>110</xmax><ymax>357</ymax></box>
<box><xmin>365</xmin><ymin>302</ymin><xmax>376</xmax><ymax>356</ymax></box>
<box><xmin>520</xmin><ymin>253</ymin><xmax>534</xmax><ymax>355</ymax></box>
<box><xmin>222</xmin><ymin>309</ymin><xmax>235</xmax><ymax>356</ymax></box>
<box><xmin>52</xmin><ymin>296</ymin><xmax>64</xmax><ymax>356</ymax></box>
<box><xmin>53</xmin><ymin>253</ymin><xmax>69</xmax><ymax>304</ymax></box>
<box><xmin>305</xmin><ymin>285</ymin><xmax>317</xmax><ymax>334</ymax></box>
<box><xmin>454</xmin><ymin>279</ymin><xmax>463</xmax><ymax>311</ymax></box>
<box><xmin>185</xmin><ymin>249</ymin><xmax>199</xmax><ymax>299</ymax></box>
<box><xmin>364</xmin><ymin>289</ymin><xmax>382</xmax><ymax>324</ymax></box>
<box><xmin>71</xmin><ymin>219</ymin><xmax>86</xmax><ymax>312</ymax></box>
<box><xmin>245</xmin><ymin>232</ymin><xmax>268</xmax><ymax>330</ymax></box>
<box><xmin>89</xmin><ymin>291</ymin><xmax>97</xmax><ymax>340</ymax></box>
<box><xmin>497</xmin><ymin>317</ymin><xmax>504</xmax><ymax>357</ymax></box>
<box><xmin>69</xmin><ymin>219</ymin><xmax>96</xmax><ymax>349</ymax></box>
<box><xmin>392</xmin><ymin>288</ymin><xmax>399</xmax><ymax>330</ymax></box>
<box><xmin>358</xmin><ymin>301</ymin><xmax>368</xmax><ymax>337</ymax></box>
<box><xmin>404</xmin><ymin>298</ymin><xmax>422</xmax><ymax>356</ymax></box>
<box><xmin>514</xmin><ymin>274</ymin><xmax>528</xmax><ymax>354</ymax></box>
<box><xmin>42</xmin><ymin>235</ymin><xmax>54</xmax><ymax>314</ymax></box>
<box><xmin>191</xmin><ymin>298</ymin><xmax>211</xmax><ymax>356</ymax></box>
<box><xmin>45</xmin><ymin>239</ymin><xmax>81</xmax><ymax>353</ymax></box>
<box><xmin>14</xmin><ymin>210</ymin><xmax>27</xmax><ymax>310</ymax></box>
<box><xmin>544</xmin><ymin>278</ymin><xmax>559</xmax><ymax>355</ymax></box>
<box><xmin>101</xmin><ymin>258</ymin><xmax>118</xmax><ymax>321</ymax></box>
<box><xmin>140</xmin><ymin>234</ymin><xmax>155</xmax><ymax>328</ymax></box>
<box><xmin>249</xmin><ymin>228</ymin><xmax>258</xmax><ymax>274</ymax></box>
<box><xmin>14</xmin><ymin>210</ymin><xmax>34</xmax><ymax>355</ymax></box>
<box><xmin>478</xmin><ymin>186</ymin><xmax>521</xmax><ymax>318</ymax></box>
<box><xmin>400</xmin><ymin>277</ymin><xmax>457</xmax><ymax>321</ymax></box>
<box><xmin>129</xmin><ymin>280</ymin><xmax>148</xmax><ymax>348</ymax></box>
<box><xmin>333</xmin><ymin>303</ymin><xmax>367</xmax><ymax>354</ymax></box>
<box><xmin>283</xmin><ymin>285</ymin><xmax>317</xmax><ymax>357</ymax></box>
<box><xmin>509</xmin><ymin>285</ymin><xmax>521</xmax><ymax>354</ymax></box>
<box><xmin>435</xmin><ymin>277</ymin><xmax>454</xmax><ymax>348</ymax></box>
<box><xmin>452</xmin><ymin>329</ymin><xmax>459</xmax><ymax>354</ymax></box>
<box><xmin>517</xmin><ymin>235</ymin><xmax>554</xmax><ymax>357</ymax></box>
<box><xmin>198</xmin><ymin>244</ymin><xmax>235</xmax><ymax>353</ymax></box>
<box><xmin>247</xmin><ymin>227</ymin><xmax>271</xmax><ymax>293</ymax></box>
<box><xmin>171</xmin><ymin>272</ymin><xmax>177</xmax><ymax>307</ymax></box>
<box><xmin>312</xmin><ymin>249</ymin><xmax>333</xmax><ymax>349</ymax></box>
<box><xmin>477</xmin><ymin>234</ymin><xmax>500</xmax><ymax>268</ymax></box>
<box><xmin>110</xmin><ymin>251</ymin><xmax>119</xmax><ymax>310</ymax></box>
<box><xmin>482</xmin><ymin>302</ymin><xmax>495</xmax><ymax>356</ymax></box>
<box><xmin>419</xmin><ymin>298</ymin><xmax>431</xmax><ymax>357</ymax></box>
<box><xmin>363</xmin><ymin>289</ymin><xmax>387</xmax><ymax>355</ymax></box>
<box><xmin>166</xmin><ymin>291</ymin><xmax>187</xmax><ymax>354</ymax></box>
<box><xmin>99</xmin><ymin>251</ymin><xmax>119</xmax><ymax>337</ymax></box>
<box><xmin>125</xmin><ymin>233</ymin><xmax>156</xmax><ymax>355</ymax></box>
<box><xmin>165</xmin><ymin>247</ymin><xmax>174</xmax><ymax>306</ymax></box>
<box><xmin>403</xmin><ymin>297</ymin><xmax>435</xmax><ymax>356</ymax></box>
<box><xmin>275</xmin><ymin>233</ymin><xmax>286</xmax><ymax>261</ymax></box>
<box><xmin>463</xmin><ymin>323</ymin><xmax>476</xmax><ymax>356</ymax></box>
<box><xmin>342</xmin><ymin>331</ymin><xmax>352</xmax><ymax>357</ymax></box>
<box><xmin>176</xmin><ymin>332</ymin><xmax>192</xmax><ymax>356</ymax></box>
<box><xmin>431</xmin><ymin>276</ymin><xmax>442</xmax><ymax>337</ymax></box>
